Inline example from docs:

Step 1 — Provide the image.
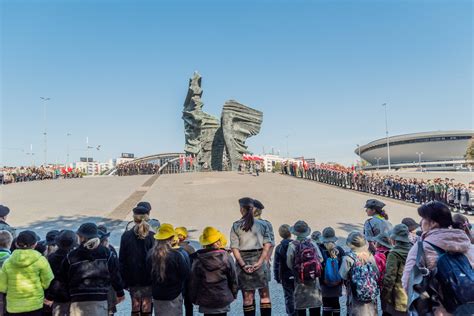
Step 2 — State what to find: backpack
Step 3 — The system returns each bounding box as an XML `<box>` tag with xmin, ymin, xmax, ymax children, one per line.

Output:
<box><xmin>348</xmin><ymin>253</ymin><xmax>379</xmax><ymax>303</ymax></box>
<box><xmin>293</xmin><ymin>239</ymin><xmax>321</xmax><ymax>282</ymax></box>
<box><xmin>320</xmin><ymin>247</ymin><xmax>342</xmax><ymax>286</ymax></box>
<box><xmin>425</xmin><ymin>241</ymin><xmax>474</xmax><ymax>314</ymax></box>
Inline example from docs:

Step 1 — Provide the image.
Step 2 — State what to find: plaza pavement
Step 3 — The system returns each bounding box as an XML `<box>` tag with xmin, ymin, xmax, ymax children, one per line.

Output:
<box><xmin>1</xmin><ymin>172</ymin><xmax>421</xmax><ymax>315</ymax></box>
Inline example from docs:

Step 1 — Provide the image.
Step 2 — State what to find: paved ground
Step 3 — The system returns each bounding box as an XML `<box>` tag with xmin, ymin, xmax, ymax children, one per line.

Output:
<box><xmin>1</xmin><ymin>172</ymin><xmax>422</xmax><ymax>315</ymax></box>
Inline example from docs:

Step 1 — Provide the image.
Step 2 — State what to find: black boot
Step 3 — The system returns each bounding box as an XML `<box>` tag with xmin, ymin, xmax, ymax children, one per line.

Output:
<box><xmin>260</xmin><ymin>302</ymin><xmax>272</xmax><ymax>316</ymax></box>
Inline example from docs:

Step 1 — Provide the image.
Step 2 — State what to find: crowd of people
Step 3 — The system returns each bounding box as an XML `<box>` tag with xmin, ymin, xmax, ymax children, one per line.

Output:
<box><xmin>0</xmin><ymin>166</ymin><xmax>82</xmax><ymax>185</ymax></box>
<box><xmin>116</xmin><ymin>163</ymin><xmax>160</xmax><ymax>176</ymax></box>
<box><xmin>1</xmin><ymin>195</ymin><xmax>474</xmax><ymax>316</ymax></box>
<box><xmin>282</xmin><ymin>162</ymin><xmax>474</xmax><ymax>215</ymax></box>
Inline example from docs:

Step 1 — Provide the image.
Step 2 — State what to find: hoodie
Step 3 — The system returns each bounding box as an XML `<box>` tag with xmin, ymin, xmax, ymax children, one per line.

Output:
<box><xmin>402</xmin><ymin>228</ymin><xmax>474</xmax><ymax>315</ymax></box>
<box><xmin>0</xmin><ymin>249</ymin><xmax>53</xmax><ymax>313</ymax></box>
<box><xmin>402</xmin><ymin>228</ymin><xmax>474</xmax><ymax>291</ymax></box>
<box><xmin>189</xmin><ymin>249</ymin><xmax>238</xmax><ymax>309</ymax></box>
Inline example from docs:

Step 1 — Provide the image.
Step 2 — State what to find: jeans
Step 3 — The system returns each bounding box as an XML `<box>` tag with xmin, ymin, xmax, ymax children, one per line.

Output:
<box><xmin>283</xmin><ymin>283</ymin><xmax>296</xmax><ymax>316</ymax></box>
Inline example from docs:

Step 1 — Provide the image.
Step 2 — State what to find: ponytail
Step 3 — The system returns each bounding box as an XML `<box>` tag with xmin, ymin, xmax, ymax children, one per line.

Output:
<box><xmin>377</xmin><ymin>209</ymin><xmax>389</xmax><ymax>220</ymax></box>
<box><xmin>240</xmin><ymin>205</ymin><xmax>254</xmax><ymax>232</ymax></box>
<box><xmin>133</xmin><ymin>214</ymin><xmax>150</xmax><ymax>239</ymax></box>
<box><xmin>324</xmin><ymin>242</ymin><xmax>339</xmax><ymax>259</ymax></box>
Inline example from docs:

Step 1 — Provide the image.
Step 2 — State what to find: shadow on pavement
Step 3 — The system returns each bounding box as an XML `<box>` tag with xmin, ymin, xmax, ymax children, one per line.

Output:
<box><xmin>16</xmin><ymin>215</ymin><xmax>124</xmax><ymax>239</ymax></box>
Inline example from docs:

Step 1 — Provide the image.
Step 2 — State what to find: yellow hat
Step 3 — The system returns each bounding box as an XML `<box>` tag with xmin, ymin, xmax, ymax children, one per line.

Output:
<box><xmin>154</xmin><ymin>223</ymin><xmax>176</xmax><ymax>240</ymax></box>
<box><xmin>199</xmin><ymin>226</ymin><xmax>224</xmax><ymax>246</ymax></box>
<box><xmin>175</xmin><ymin>227</ymin><xmax>188</xmax><ymax>239</ymax></box>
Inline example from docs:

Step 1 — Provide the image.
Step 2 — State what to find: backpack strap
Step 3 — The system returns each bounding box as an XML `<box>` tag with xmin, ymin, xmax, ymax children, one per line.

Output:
<box><xmin>415</xmin><ymin>240</ymin><xmax>430</xmax><ymax>276</ymax></box>
<box><xmin>424</xmin><ymin>241</ymin><xmax>445</xmax><ymax>255</ymax></box>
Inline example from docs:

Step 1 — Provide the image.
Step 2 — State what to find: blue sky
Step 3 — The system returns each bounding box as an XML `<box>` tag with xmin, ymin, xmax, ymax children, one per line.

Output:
<box><xmin>1</xmin><ymin>0</ymin><xmax>472</xmax><ymax>166</ymax></box>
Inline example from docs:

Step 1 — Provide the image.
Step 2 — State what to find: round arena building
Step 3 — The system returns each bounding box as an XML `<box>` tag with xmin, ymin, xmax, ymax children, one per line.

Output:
<box><xmin>355</xmin><ymin>130</ymin><xmax>474</xmax><ymax>171</ymax></box>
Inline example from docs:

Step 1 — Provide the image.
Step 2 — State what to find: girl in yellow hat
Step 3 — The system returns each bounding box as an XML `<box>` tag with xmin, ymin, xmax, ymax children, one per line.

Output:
<box><xmin>146</xmin><ymin>224</ymin><xmax>190</xmax><ymax>316</ymax></box>
<box><xmin>189</xmin><ymin>227</ymin><xmax>238</xmax><ymax>315</ymax></box>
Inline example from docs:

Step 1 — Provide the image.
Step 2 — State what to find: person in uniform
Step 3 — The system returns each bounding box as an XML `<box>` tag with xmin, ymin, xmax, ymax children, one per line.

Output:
<box><xmin>252</xmin><ymin>199</ymin><xmax>275</xmax><ymax>308</ymax></box>
<box><xmin>363</xmin><ymin>199</ymin><xmax>393</xmax><ymax>253</ymax></box>
<box><xmin>0</xmin><ymin>205</ymin><xmax>16</xmax><ymax>239</ymax></box>
<box><xmin>230</xmin><ymin>197</ymin><xmax>272</xmax><ymax>316</ymax></box>
<box><xmin>125</xmin><ymin>202</ymin><xmax>160</xmax><ymax>232</ymax></box>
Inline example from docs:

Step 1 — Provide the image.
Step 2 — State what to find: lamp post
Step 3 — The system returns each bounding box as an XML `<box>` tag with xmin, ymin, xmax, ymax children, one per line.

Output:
<box><xmin>26</xmin><ymin>144</ymin><xmax>35</xmax><ymax>166</ymax></box>
<box><xmin>382</xmin><ymin>103</ymin><xmax>391</xmax><ymax>170</ymax></box>
<box><xmin>66</xmin><ymin>133</ymin><xmax>72</xmax><ymax>166</ymax></box>
<box><xmin>40</xmin><ymin>97</ymin><xmax>50</xmax><ymax>166</ymax></box>
<box><xmin>285</xmin><ymin>134</ymin><xmax>290</xmax><ymax>159</ymax></box>
<box><xmin>356</xmin><ymin>144</ymin><xmax>361</xmax><ymax>170</ymax></box>
<box><xmin>375</xmin><ymin>157</ymin><xmax>382</xmax><ymax>170</ymax></box>
<box><xmin>416</xmin><ymin>152</ymin><xmax>424</xmax><ymax>172</ymax></box>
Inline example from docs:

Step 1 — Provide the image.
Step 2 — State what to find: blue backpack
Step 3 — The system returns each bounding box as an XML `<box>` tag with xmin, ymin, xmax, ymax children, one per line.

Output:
<box><xmin>425</xmin><ymin>241</ymin><xmax>474</xmax><ymax>314</ymax></box>
<box><xmin>321</xmin><ymin>248</ymin><xmax>342</xmax><ymax>286</ymax></box>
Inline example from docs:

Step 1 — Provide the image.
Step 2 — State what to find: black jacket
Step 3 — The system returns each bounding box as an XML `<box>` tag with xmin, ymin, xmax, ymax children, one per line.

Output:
<box><xmin>119</xmin><ymin>230</ymin><xmax>154</xmax><ymax>288</ymax></box>
<box><xmin>46</xmin><ymin>249</ymin><xmax>70</xmax><ymax>302</ymax></box>
<box><xmin>189</xmin><ymin>249</ymin><xmax>238</xmax><ymax>309</ymax></box>
<box><xmin>146</xmin><ymin>248</ymin><xmax>190</xmax><ymax>300</ymax></box>
<box><xmin>59</xmin><ymin>244</ymin><xmax>125</xmax><ymax>302</ymax></box>
<box><xmin>273</xmin><ymin>239</ymin><xmax>294</xmax><ymax>287</ymax></box>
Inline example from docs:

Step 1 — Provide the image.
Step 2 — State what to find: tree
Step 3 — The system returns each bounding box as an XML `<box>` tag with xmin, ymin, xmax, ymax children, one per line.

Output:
<box><xmin>465</xmin><ymin>140</ymin><xmax>474</xmax><ymax>165</ymax></box>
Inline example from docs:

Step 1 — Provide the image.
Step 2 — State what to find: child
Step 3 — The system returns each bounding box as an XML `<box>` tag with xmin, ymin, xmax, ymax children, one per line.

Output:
<box><xmin>286</xmin><ymin>220</ymin><xmax>323</xmax><ymax>316</ymax></box>
<box><xmin>381</xmin><ymin>224</ymin><xmax>411</xmax><ymax>316</ymax></box>
<box><xmin>373</xmin><ymin>232</ymin><xmax>392</xmax><ymax>287</ymax></box>
<box><xmin>319</xmin><ymin>227</ymin><xmax>345</xmax><ymax>316</ymax></box>
<box><xmin>98</xmin><ymin>225</ymin><xmax>119</xmax><ymax>315</ymax></box>
<box><xmin>119</xmin><ymin>206</ymin><xmax>155</xmax><ymax>316</ymax></box>
<box><xmin>401</xmin><ymin>218</ymin><xmax>419</xmax><ymax>245</ymax></box>
<box><xmin>339</xmin><ymin>231</ymin><xmax>379</xmax><ymax>316</ymax></box>
<box><xmin>0</xmin><ymin>230</ymin><xmax>54</xmax><ymax>315</ymax></box>
<box><xmin>59</xmin><ymin>223</ymin><xmax>125</xmax><ymax>315</ymax></box>
<box><xmin>0</xmin><ymin>230</ymin><xmax>13</xmax><ymax>315</ymax></box>
<box><xmin>273</xmin><ymin>224</ymin><xmax>296</xmax><ymax>316</ymax></box>
<box><xmin>175</xmin><ymin>226</ymin><xmax>195</xmax><ymax>316</ymax></box>
<box><xmin>46</xmin><ymin>229</ymin><xmax>77</xmax><ymax>316</ymax></box>
<box><xmin>189</xmin><ymin>227</ymin><xmax>238</xmax><ymax>315</ymax></box>
<box><xmin>147</xmin><ymin>223</ymin><xmax>190</xmax><ymax>316</ymax></box>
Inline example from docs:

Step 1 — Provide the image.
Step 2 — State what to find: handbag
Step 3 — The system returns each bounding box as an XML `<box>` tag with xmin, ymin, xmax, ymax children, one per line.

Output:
<box><xmin>407</xmin><ymin>241</ymin><xmax>439</xmax><ymax>316</ymax></box>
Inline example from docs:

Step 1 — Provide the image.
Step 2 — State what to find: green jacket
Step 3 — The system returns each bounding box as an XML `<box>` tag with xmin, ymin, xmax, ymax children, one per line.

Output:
<box><xmin>381</xmin><ymin>242</ymin><xmax>410</xmax><ymax>312</ymax></box>
<box><xmin>0</xmin><ymin>249</ymin><xmax>54</xmax><ymax>313</ymax></box>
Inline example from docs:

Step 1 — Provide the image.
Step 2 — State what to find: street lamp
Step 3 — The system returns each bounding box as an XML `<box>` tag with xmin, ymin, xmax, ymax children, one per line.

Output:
<box><xmin>66</xmin><ymin>133</ymin><xmax>72</xmax><ymax>166</ymax></box>
<box><xmin>26</xmin><ymin>144</ymin><xmax>35</xmax><ymax>166</ymax></box>
<box><xmin>285</xmin><ymin>134</ymin><xmax>290</xmax><ymax>159</ymax></box>
<box><xmin>40</xmin><ymin>97</ymin><xmax>50</xmax><ymax>166</ymax></box>
<box><xmin>356</xmin><ymin>144</ymin><xmax>361</xmax><ymax>170</ymax></box>
<box><xmin>375</xmin><ymin>157</ymin><xmax>382</xmax><ymax>170</ymax></box>
<box><xmin>416</xmin><ymin>152</ymin><xmax>424</xmax><ymax>172</ymax></box>
<box><xmin>86</xmin><ymin>137</ymin><xmax>101</xmax><ymax>175</ymax></box>
<box><xmin>382</xmin><ymin>103</ymin><xmax>391</xmax><ymax>170</ymax></box>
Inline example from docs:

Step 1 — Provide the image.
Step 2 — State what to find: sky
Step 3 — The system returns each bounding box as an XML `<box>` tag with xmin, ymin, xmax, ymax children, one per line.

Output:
<box><xmin>1</xmin><ymin>0</ymin><xmax>472</xmax><ymax>166</ymax></box>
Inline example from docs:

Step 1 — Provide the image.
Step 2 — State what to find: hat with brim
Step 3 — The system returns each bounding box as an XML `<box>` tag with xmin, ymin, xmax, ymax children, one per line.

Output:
<box><xmin>0</xmin><ymin>205</ymin><xmax>10</xmax><ymax>217</ymax></box>
<box><xmin>290</xmin><ymin>220</ymin><xmax>311</xmax><ymax>238</ymax></box>
<box><xmin>372</xmin><ymin>232</ymin><xmax>393</xmax><ymax>249</ymax></box>
<box><xmin>401</xmin><ymin>217</ymin><xmax>419</xmax><ymax>232</ymax></box>
<box><xmin>199</xmin><ymin>226</ymin><xmax>224</xmax><ymax>246</ymax></box>
<box><xmin>346</xmin><ymin>231</ymin><xmax>367</xmax><ymax>250</ymax></box>
<box><xmin>364</xmin><ymin>199</ymin><xmax>385</xmax><ymax>211</ymax></box>
<box><xmin>321</xmin><ymin>227</ymin><xmax>338</xmax><ymax>243</ymax></box>
<box><xmin>46</xmin><ymin>230</ymin><xmax>60</xmax><ymax>246</ymax></box>
<box><xmin>77</xmin><ymin>223</ymin><xmax>99</xmax><ymax>239</ymax></box>
<box><xmin>175</xmin><ymin>227</ymin><xmax>188</xmax><ymax>239</ymax></box>
<box><xmin>154</xmin><ymin>223</ymin><xmax>176</xmax><ymax>240</ymax></box>
<box><xmin>390</xmin><ymin>224</ymin><xmax>411</xmax><ymax>243</ymax></box>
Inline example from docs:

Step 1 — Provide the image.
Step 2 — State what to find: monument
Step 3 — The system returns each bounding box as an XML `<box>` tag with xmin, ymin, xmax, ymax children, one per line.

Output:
<box><xmin>183</xmin><ymin>72</ymin><xmax>263</xmax><ymax>171</ymax></box>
